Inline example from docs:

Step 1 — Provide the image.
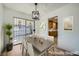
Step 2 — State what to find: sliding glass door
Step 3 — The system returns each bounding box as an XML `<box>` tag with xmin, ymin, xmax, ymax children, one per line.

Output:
<box><xmin>13</xmin><ymin>18</ymin><xmax>33</xmax><ymax>44</ymax></box>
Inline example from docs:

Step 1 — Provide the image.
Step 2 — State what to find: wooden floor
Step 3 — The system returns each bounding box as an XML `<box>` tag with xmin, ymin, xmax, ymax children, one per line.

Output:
<box><xmin>2</xmin><ymin>44</ymin><xmax>22</xmax><ymax>56</ymax></box>
<box><xmin>2</xmin><ymin>44</ymin><xmax>74</xmax><ymax>56</ymax></box>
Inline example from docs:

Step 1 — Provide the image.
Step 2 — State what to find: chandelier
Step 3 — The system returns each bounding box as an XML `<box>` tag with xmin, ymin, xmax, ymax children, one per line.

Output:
<box><xmin>32</xmin><ymin>3</ymin><xmax>39</xmax><ymax>20</ymax></box>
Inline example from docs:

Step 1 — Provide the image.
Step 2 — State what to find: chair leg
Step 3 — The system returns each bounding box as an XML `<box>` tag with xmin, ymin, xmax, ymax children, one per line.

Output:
<box><xmin>22</xmin><ymin>45</ymin><xmax>24</xmax><ymax>56</ymax></box>
<box><xmin>20</xmin><ymin>44</ymin><xmax>22</xmax><ymax>50</ymax></box>
<box><xmin>25</xmin><ymin>50</ymin><xmax>28</xmax><ymax>56</ymax></box>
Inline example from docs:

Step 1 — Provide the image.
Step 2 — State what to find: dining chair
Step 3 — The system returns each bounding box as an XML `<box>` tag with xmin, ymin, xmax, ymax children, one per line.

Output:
<box><xmin>22</xmin><ymin>36</ymin><xmax>32</xmax><ymax>55</ymax></box>
<box><xmin>27</xmin><ymin>42</ymin><xmax>47</xmax><ymax>56</ymax></box>
<box><xmin>22</xmin><ymin>36</ymin><xmax>47</xmax><ymax>56</ymax></box>
<box><xmin>46</xmin><ymin>36</ymin><xmax>55</xmax><ymax>56</ymax></box>
<box><xmin>22</xmin><ymin>39</ymin><xmax>28</xmax><ymax>56</ymax></box>
<box><xmin>27</xmin><ymin>42</ymin><xmax>34</xmax><ymax>56</ymax></box>
<box><xmin>48</xmin><ymin>36</ymin><xmax>54</xmax><ymax>42</ymax></box>
<box><xmin>47</xmin><ymin>46</ymin><xmax>55</xmax><ymax>56</ymax></box>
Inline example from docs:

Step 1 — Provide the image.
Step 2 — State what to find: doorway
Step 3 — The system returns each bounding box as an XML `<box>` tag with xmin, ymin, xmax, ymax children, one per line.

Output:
<box><xmin>48</xmin><ymin>16</ymin><xmax>58</xmax><ymax>45</ymax></box>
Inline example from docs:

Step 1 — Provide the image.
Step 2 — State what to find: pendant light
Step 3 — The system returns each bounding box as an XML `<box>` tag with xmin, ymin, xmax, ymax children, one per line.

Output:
<box><xmin>32</xmin><ymin>3</ymin><xmax>39</xmax><ymax>20</ymax></box>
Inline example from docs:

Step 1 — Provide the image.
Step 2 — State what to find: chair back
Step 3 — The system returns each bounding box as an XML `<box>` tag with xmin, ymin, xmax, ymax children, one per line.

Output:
<box><xmin>27</xmin><ymin>42</ymin><xmax>34</xmax><ymax>56</ymax></box>
<box><xmin>48</xmin><ymin>36</ymin><xmax>54</xmax><ymax>42</ymax></box>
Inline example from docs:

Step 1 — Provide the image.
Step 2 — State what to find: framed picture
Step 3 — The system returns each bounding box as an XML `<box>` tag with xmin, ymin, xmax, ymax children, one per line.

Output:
<box><xmin>64</xmin><ymin>16</ymin><xmax>73</xmax><ymax>30</ymax></box>
<box><xmin>40</xmin><ymin>22</ymin><xmax>46</xmax><ymax>31</ymax></box>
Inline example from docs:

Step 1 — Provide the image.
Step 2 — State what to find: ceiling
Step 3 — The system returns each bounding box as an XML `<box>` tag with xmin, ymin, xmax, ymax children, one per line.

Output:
<box><xmin>4</xmin><ymin>3</ymin><xmax>68</xmax><ymax>16</ymax></box>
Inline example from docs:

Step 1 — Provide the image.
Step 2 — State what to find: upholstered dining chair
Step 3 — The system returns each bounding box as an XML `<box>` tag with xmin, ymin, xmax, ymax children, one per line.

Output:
<box><xmin>46</xmin><ymin>36</ymin><xmax>55</xmax><ymax>56</ymax></box>
<box><xmin>47</xmin><ymin>36</ymin><xmax>54</xmax><ymax>42</ymax></box>
<box><xmin>27</xmin><ymin>42</ymin><xmax>34</xmax><ymax>56</ymax></box>
<box><xmin>22</xmin><ymin>35</ymin><xmax>48</xmax><ymax>56</ymax></box>
<box><xmin>22</xmin><ymin>39</ymin><xmax>28</xmax><ymax>56</ymax></box>
<box><xmin>26</xmin><ymin>42</ymin><xmax>47</xmax><ymax>56</ymax></box>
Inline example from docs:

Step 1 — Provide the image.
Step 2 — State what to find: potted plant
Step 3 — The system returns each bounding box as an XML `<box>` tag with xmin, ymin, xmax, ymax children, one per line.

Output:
<box><xmin>4</xmin><ymin>24</ymin><xmax>13</xmax><ymax>51</ymax></box>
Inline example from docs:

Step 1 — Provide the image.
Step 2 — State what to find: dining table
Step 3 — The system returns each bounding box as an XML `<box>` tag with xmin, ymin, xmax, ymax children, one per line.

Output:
<box><xmin>25</xmin><ymin>36</ymin><xmax>54</xmax><ymax>56</ymax></box>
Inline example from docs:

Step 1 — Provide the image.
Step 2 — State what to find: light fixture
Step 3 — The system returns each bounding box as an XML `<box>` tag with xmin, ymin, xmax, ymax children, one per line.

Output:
<box><xmin>32</xmin><ymin>3</ymin><xmax>40</xmax><ymax>33</ymax></box>
<box><xmin>32</xmin><ymin>3</ymin><xmax>39</xmax><ymax>20</ymax></box>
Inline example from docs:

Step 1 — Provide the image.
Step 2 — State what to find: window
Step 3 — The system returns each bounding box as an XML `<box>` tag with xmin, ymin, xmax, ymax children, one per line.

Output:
<box><xmin>13</xmin><ymin>17</ymin><xmax>33</xmax><ymax>44</ymax></box>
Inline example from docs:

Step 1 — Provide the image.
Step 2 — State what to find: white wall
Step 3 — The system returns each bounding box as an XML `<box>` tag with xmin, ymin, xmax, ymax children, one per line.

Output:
<box><xmin>4</xmin><ymin>7</ymin><xmax>32</xmax><ymax>24</ymax></box>
<box><xmin>36</xmin><ymin>4</ymin><xmax>79</xmax><ymax>54</ymax></box>
<box><xmin>0</xmin><ymin>4</ymin><xmax>4</xmax><ymax>55</ymax></box>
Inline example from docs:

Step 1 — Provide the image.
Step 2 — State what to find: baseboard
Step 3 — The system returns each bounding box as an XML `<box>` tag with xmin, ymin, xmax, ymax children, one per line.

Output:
<box><xmin>13</xmin><ymin>43</ymin><xmax>22</xmax><ymax>46</ymax></box>
<box><xmin>56</xmin><ymin>47</ymin><xmax>70</xmax><ymax>52</ymax></box>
